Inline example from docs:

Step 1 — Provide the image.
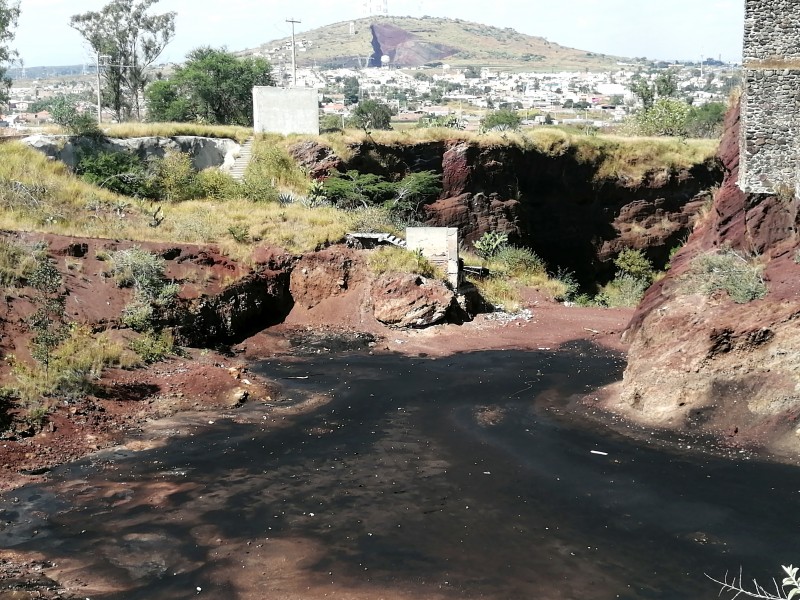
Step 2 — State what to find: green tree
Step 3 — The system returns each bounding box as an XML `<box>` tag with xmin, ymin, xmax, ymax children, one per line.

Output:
<box><xmin>342</xmin><ymin>76</ymin><xmax>360</xmax><ymax>105</ymax></box>
<box><xmin>0</xmin><ymin>0</ymin><xmax>18</xmax><ymax>105</ymax></box>
<box><xmin>27</xmin><ymin>253</ymin><xmax>67</xmax><ymax>382</ymax></box>
<box><xmin>145</xmin><ymin>47</ymin><xmax>274</xmax><ymax>126</ymax></box>
<box><xmin>70</xmin><ymin>0</ymin><xmax>176</xmax><ymax>121</ymax></box>
<box><xmin>50</xmin><ymin>96</ymin><xmax>102</xmax><ymax>137</ymax></box>
<box><xmin>686</xmin><ymin>101</ymin><xmax>726</xmax><ymax>138</ymax></box>
<box><xmin>654</xmin><ymin>71</ymin><xmax>679</xmax><ymax>98</ymax></box>
<box><xmin>632</xmin><ymin>98</ymin><xmax>691</xmax><ymax>137</ymax></box>
<box><xmin>481</xmin><ymin>108</ymin><xmax>522</xmax><ymax>131</ymax></box>
<box><xmin>629</xmin><ymin>76</ymin><xmax>655</xmax><ymax>110</ymax></box>
<box><xmin>348</xmin><ymin>99</ymin><xmax>394</xmax><ymax>132</ymax></box>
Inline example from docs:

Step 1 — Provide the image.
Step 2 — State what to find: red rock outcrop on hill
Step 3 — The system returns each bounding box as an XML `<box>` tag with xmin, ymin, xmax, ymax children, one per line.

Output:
<box><xmin>609</xmin><ymin>102</ymin><xmax>800</xmax><ymax>457</ymax></box>
<box><xmin>293</xmin><ymin>139</ymin><xmax>722</xmax><ymax>283</ymax></box>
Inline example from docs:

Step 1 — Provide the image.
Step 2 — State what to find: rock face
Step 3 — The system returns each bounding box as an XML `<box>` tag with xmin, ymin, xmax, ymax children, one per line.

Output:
<box><xmin>371</xmin><ymin>273</ymin><xmax>455</xmax><ymax>328</ymax></box>
<box><xmin>369</xmin><ymin>23</ymin><xmax>458</xmax><ymax>67</ymax></box>
<box><xmin>301</xmin><ymin>138</ymin><xmax>721</xmax><ymax>284</ymax></box>
<box><xmin>290</xmin><ymin>247</ymin><xmax>357</xmax><ymax>309</ymax></box>
<box><xmin>22</xmin><ymin>135</ymin><xmax>241</xmax><ymax>172</ymax></box>
<box><xmin>615</xmin><ymin>102</ymin><xmax>800</xmax><ymax>457</ymax></box>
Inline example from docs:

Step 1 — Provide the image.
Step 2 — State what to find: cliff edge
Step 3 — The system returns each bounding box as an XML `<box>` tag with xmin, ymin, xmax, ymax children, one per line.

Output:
<box><xmin>609</xmin><ymin>101</ymin><xmax>800</xmax><ymax>458</ymax></box>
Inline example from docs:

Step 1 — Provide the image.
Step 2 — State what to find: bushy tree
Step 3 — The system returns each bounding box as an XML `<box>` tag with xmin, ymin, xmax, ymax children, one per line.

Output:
<box><xmin>632</xmin><ymin>98</ymin><xmax>691</xmax><ymax>137</ymax></box>
<box><xmin>50</xmin><ymin>96</ymin><xmax>102</xmax><ymax>137</ymax></box>
<box><xmin>480</xmin><ymin>108</ymin><xmax>522</xmax><ymax>131</ymax></box>
<box><xmin>342</xmin><ymin>76</ymin><xmax>360</xmax><ymax>105</ymax></box>
<box><xmin>0</xmin><ymin>0</ymin><xmax>18</xmax><ymax>105</ymax></box>
<box><xmin>686</xmin><ymin>102</ymin><xmax>726</xmax><ymax>138</ymax></box>
<box><xmin>347</xmin><ymin>99</ymin><xmax>394</xmax><ymax>131</ymax></box>
<box><xmin>71</xmin><ymin>0</ymin><xmax>176</xmax><ymax>121</ymax></box>
<box><xmin>145</xmin><ymin>47</ymin><xmax>274</xmax><ymax>126</ymax></box>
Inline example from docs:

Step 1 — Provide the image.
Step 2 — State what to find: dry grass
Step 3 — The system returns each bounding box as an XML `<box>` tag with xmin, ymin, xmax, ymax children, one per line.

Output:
<box><xmin>308</xmin><ymin>128</ymin><xmax>718</xmax><ymax>188</ymax></box>
<box><xmin>103</xmin><ymin>122</ymin><xmax>253</xmax><ymax>143</ymax></box>
<box><xmin>366</xmin><ymin>246</ymin><xmax>440</xmax><ymax>279</ymax></box>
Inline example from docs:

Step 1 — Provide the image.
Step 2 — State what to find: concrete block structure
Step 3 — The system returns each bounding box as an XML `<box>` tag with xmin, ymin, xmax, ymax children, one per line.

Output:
<box><xmin>739</xmin><ymin>0</ymin><xmax>800</xmax><ymax>195</ymax></box>
<box><xmin>406</xmin><ymin>227</ymin><xmax>460</xmax><ymax>288</ymax></box>
<box><xmin>252</xmin><ymin>87</ymin><xmax>319</xmax><ymax>135</ymax></box>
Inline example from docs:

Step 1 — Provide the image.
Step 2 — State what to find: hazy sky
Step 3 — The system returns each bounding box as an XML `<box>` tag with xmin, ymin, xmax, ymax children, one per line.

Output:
<box><xmin>14</xmin><ymin>0</ymin><xmax>745</xmax><ymax>67</ymax></box>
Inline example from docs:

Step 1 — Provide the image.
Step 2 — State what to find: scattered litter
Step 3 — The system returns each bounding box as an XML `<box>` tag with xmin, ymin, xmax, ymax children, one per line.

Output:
<box><xmin>394</xmin><ymin>339</ymin><xmax>406</xmax><ymax>344</ymax></box>
<box><xmin>208</xmin><ymin>421</ymin><xmax>215</xmax><ymax>425</ymax></box>
<box><xmin>483</xmin><ymin>471</ymin><xmax>491</xmax><ymax>475</ymax></box>
<box><xmin>584</xmin><ymin>328</ymin><xmax>600</xmax><ymax>334</ymax></box>
<box><xmin>485</xmin><ymin>308</ymin><xmax>533</xmax><ymax>323</ymax></box>
<box><xmin>242</xmin><ymin>378</ymin><xmax>252</xmax><ymax>385</ymax></box>
<box><xmin>590</xmin><ymin>450</ymin><xmax>608</xmax><ymax>456</ymax></box>
<box><xmin>537</xmin><ymin>347</ymin><xmax>551</xmax><ymax>351</ymax></box>
<box><xmin>286</xmin><ymin>376</ymin><xmax>309</xmax><ymax>380</ymax></box>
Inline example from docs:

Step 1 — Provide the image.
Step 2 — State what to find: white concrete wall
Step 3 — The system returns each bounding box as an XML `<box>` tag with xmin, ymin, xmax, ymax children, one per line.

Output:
<box><xmin>252</xmin><ymin>87</ymin><xmax>320</xmax><ymax>135</ymax></box>
<box><xmin>406</xmin><ymin>227</ymin><xmax>460</xmax><ymax>288</ymax></box>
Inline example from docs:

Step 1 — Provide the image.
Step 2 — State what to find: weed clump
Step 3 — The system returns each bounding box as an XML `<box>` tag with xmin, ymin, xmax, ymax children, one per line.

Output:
<box><xmin>685</xmin><ymin>249</ymin><xmax>767</xmax><ymax>304</ymax></box>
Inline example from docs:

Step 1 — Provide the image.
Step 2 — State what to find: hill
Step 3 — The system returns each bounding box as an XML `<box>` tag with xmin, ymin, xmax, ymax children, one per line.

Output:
<box><xmin>238</xmin><ymin>16</ymin><xmax>623</xmax><ymax>71</ymax></box>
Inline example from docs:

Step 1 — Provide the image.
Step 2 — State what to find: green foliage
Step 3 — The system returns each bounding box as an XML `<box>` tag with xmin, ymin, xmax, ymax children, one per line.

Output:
<box><xmin>491</xmin><ymin>246</ymin><xmax>546</xmax><ymax>276</ymax></box>
<box><xmin>632</xmin><ymin>98</ymin><xmax>692</xmax><ymax>137</ymax></box>
<box><xmin>76</xmin><ymin>150</ymin><xmax>154</xmax><ymax>197</ymax></box>
<box><xmin>322</xmin><ymin>170</ymin><xmax>396</xmax><ymax>209</ymax></box>
<box><xmin>390</xmin><ymin>170</ymin><xmax>442</xmax><ymax>215</ymax></box>
<box><xmin>596</xmin><ymin>274</ymin><xmax>650</xmax><ymax>308</ymax></box>
<box><xmin>196</xmin><ymin>168</ymin><xmax>241</xmax><ymax>199</ymax></box>
<box><xmin>129</xmin><ymin>329</ymin><xmax>174</xmax><ymax>363</ymax></box>
<box><xmin>553</xmin><ymin>267</ymin><xmax>580</xmax><ymax>303</ymax></box>
<box><xmin>0</xmin><ymin>0</ymin><xmax>18</xmax><ymax>105</ymax></box>
<box><xmin>685</xmin><ymin>102</ymin><xmax>727</xmax><ymax>138</ymax></box>
<box><xmin>320</xmin><ymin>114</ymin><xmax>344</xmax><ymax>133</ymax></box>
<box><xmin>348</xmin><ymin>99</ymin><xmax>394</xmax><ymax>131</ymax></box>
<box><xmin>481</xmin><ymin>109</ymin><xmax>522</xmax><ymax>132</ymax></box>
<box><xmin>146</xmin><ymin>47</ymin><xmax>275</xmax><ymax>126</ymax></box>
<box><xmin>686</xmin><ymin>249</ymin><xmax>767</xmax><ymax>304</ymax></box>
<box><xmin>152</xmin><ymin>149</ymin><xmax>197</xmax><ymax>202</ymax></box>
<box><xmin>342</xmin><ymin>76</ymin><xmax>360</xmax><ymax>106</ymax></box>
<box><xmin>71</xmin><ymin>0</ymin><xmax>176</xmax><ymax>121</ymax></box>
<box><xmin>109</xmin><ymin>246</ymin><xmax>178</xmax><ymax>331</ymax></box>
<box><xmin>614</xmin><ymin>248</ymin><xmax>654</xmax><ymax>282</ymax></box>
<box><xmin>474</xmin><ymin>231</ymin><xmax>509</xmax><ymax>259</ymax></box>
<box><xmin>27</xmin><ymin>253</ymin><xmax>67</xmax><ymax>379</ymax></box>
<box><xmin>227</xmin><ymin>224</ymin><xmax>251</xmax><ymax>243</ymax></box>
<box><xmin>50</xmin><ymin>96</ymin><xmax>103</xmax><ymax>138</ymax></box>
<box><xmin>629</xmin><ymin>76</ymin><xmax>655</xmax><ymax>110</ymax></box>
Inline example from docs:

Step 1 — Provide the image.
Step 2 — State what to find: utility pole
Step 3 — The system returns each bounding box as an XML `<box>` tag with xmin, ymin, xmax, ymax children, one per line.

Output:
<box><xmin>286</xmin><ymin>18</ymin><xmax>301</xmax><ymax>87</ymax></box>
<box><xmin>95</xmin><ymin>52</ymin><xmax>109</xmax><ymax>123</ymax></box>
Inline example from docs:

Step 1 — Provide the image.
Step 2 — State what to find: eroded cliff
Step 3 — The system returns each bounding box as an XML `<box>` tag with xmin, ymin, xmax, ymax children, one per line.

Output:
<box><xmin>610</xmin><ymin>103</ymin><xmax>800</xmax><ymax>457</ymax></box>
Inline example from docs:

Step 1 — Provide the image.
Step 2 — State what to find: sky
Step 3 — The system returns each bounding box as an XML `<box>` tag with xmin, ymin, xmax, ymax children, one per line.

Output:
<box><xmin>13</xmin><ymin>0</ymin><xmax>745</xmax><ymax>68</ymax></box>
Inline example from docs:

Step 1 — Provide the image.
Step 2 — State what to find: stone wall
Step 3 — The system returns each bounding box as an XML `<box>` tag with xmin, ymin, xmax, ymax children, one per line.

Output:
<box><xmin>739</xmin><ymin>0</ymin><xmax>800</xmax><ymax>195</ymax></box>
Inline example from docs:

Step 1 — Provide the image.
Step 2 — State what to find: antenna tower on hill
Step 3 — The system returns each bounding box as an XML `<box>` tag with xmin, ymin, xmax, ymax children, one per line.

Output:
<box><xmin>363</xmin><ymin>0</ymin><xmax>388</xmax><ymax>16</ymax></box>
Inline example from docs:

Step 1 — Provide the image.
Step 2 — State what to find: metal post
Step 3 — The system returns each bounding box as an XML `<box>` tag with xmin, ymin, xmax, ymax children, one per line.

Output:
<box><xmin>286</xmin><ymin>18</ymin><xmax>301</xmax><ymax>87</ymax></box>
<box><xmin>96</xmin><ymin>52</ymin><xmax>102</xmax><ymax>123</ymax></box>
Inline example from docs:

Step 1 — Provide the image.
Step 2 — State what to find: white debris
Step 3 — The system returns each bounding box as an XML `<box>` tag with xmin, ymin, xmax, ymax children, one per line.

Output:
<box><xmin>590</xmin><ymin>450</ymin><xmax>608</xmax><ymax>456</ymax></box>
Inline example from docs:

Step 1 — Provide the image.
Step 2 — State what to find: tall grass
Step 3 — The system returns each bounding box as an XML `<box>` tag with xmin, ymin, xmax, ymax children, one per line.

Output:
<box><xmin>103</xmin><ymin>122</ymin><xmax>253</xmax><ymax>143</ymax></box>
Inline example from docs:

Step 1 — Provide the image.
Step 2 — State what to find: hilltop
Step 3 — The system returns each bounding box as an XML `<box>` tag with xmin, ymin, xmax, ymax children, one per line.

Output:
<box><xmin>238</xmin><ymin>16</ymin><xmax>623</xmax><ymax>71</ymax></box>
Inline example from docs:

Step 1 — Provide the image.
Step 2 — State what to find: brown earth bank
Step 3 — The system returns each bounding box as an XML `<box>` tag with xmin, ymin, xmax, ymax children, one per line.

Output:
<box><xmin>608</xmin><ymin>101</ymin><xmax>800</xmax><ymax>458</ymax></box>
<box><xmin>290</xmin><ymin>138</ymin><xmax>722</xmax><ymax>283</ymax></box>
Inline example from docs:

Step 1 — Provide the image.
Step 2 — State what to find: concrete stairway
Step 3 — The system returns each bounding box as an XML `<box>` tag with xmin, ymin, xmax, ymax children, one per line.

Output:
<box><xmin>230</xmin><ymin>137</ymin><xmax>254</xmax><ymax>181</ymax></box>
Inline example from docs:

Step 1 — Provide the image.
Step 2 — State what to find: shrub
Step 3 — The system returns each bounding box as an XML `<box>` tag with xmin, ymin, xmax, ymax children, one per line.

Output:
<box><xmin>614</xmin><ymin>248</ymin><xmax>654</xmax><ymax>282</ymax></box>
<box><xmin>596</xmin><ymin>274</ymin><xmax>650</xmax><ymax>307</ymax></box>
<box><xmin>197</xmin><ymin>168</ymin><xmax>241</xmax><ymax>199</ymax></box>
<box><xmin>686</xmin><ymin>249</ymin><xmax>767</xmax><ymax>303</ymax></box>
<box><xmin>323</xmin><ymin>170</ymin><xmax>396</xmax><ymax>209</ymax></box>
<box><xmin>492</xmin><ymin>246</ymin><xmax>546</xmax><ymax>276</ymax></box>
<box><xmin>0</xmin><ymin>238</ymin><xmax>37</xmax><ymax>287</ymax></box>
<box><xmin>129</xmin><ymin>329</ymin><xmax>174</xmax><ymax>363</ymax></box>
<box><xmin>474</xmin><ymin>231</ymin><xmax>509</xmax><ymax>259</ymax></box>
<box><xmin>153</xmin><ymin>150</ymin><xmax>199</xmax><ymax>202</ymax></box>
<box><xmin>76</xmin><ymin>150</ymin><xmax>155</xmax><ymax>198</ymax></box>
<box><xmin>109</xmin><ymin>247</ymin><xmax>179</xmax><ymax>330</ymax></box>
